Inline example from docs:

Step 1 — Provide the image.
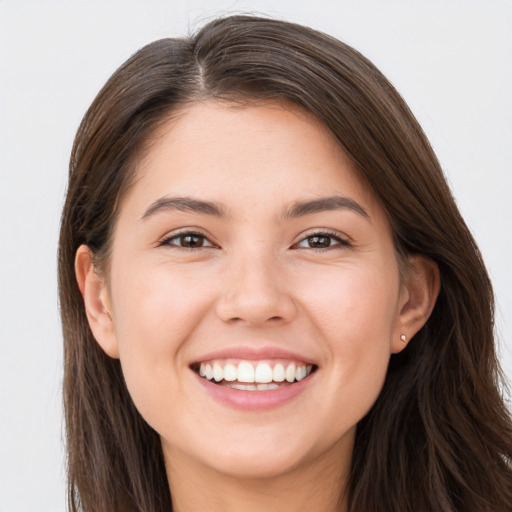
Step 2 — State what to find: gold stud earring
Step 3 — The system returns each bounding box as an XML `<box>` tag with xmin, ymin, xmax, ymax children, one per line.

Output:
<box><xmin>400</xmin><ymin>334</ymin><xmax>407</xmax><ymax>343</ymax></box>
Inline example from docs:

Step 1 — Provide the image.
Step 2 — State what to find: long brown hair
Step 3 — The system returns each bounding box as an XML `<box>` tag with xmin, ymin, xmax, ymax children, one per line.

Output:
<box><xmin>59</xmin><ymin>15</ymin><xmax>512</xmax><ymax>512</ymax></box>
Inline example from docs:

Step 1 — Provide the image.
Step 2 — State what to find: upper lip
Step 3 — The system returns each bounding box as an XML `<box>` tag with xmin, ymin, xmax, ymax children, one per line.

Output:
<box><xmin>190</xmin><ymin>346</ymin><xmax>317</xmax><ymax>365</ymax></box>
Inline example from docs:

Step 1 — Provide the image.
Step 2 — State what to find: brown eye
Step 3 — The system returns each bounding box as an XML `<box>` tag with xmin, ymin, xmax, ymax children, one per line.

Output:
<box><xmin>306</xmin><ymin>235</ymin><xmax>333</xmax><ymax>248</ymax></box>
<box><xmin>179</xmin><ymin>234</ymin><xmax>206</xmax><ymax>248</ymax></box>
<box><xmin>295</xmin><ymin>231</ymin><xmax>350</xmax><ymax>250</ymax></box>
<box><xmin>160</xmin><ymin>232</ymin><xmax>214</xmax><ymax>249</ymax></box>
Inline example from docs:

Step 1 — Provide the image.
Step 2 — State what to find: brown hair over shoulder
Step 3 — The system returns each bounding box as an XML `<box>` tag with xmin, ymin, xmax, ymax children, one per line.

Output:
<box><xmin>59</xmin><ymin>14</ymin><xmax>512</xmax><ymax>512</ymax></box>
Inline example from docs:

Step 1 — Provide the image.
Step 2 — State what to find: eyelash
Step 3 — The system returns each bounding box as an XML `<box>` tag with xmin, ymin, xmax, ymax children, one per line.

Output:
<box><xmin>293</xmin><ymin>230</ymin><xmax>351</xmax><ymax>250</ymax></box>
<box><xmin>158</xmin><ymin>229</ymin><xmax>350</xmax><ymax>251</ymax></box>
<box><xmin>158</xmin><ymin>231</ymin><xmax>216</xmax><ymax>249</ymax></box>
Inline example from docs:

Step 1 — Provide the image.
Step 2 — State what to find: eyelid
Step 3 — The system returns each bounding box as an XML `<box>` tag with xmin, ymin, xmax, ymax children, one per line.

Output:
<box><xmin>292</xmin><ymin>228</ymin><xmax>351</xmax><ymax>249</ymax></box>
<box><xmin>157</xmin><ymin>228</ymin><xmax>218</xmax><ymax>249</ymax></box>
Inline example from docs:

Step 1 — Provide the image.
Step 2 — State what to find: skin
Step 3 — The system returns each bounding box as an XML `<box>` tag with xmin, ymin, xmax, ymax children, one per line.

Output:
<box><xmin>76</xmin><ymin>100</ymin><xmax>439</xmax><ymax>512</ymax></box>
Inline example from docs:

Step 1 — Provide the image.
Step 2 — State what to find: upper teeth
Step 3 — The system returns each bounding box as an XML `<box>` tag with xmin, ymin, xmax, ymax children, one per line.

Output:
<box><xmin>198</xmin><ymin>360</ymin><xmax>313</xmax><ymax>384</ymax></box>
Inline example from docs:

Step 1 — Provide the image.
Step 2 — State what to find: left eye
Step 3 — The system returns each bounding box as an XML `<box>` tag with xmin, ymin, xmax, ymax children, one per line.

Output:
<box><xmin>295</xmin><ymin>233</ymin><xmax>347</xmax><ymax>249</ymax></box>
<box><xmin>160</xmin><ymin>232</ymin><xmax>214</xmax><ymax>248</ymax></box>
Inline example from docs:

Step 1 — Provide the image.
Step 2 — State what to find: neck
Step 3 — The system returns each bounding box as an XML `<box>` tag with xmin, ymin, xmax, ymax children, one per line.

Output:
<box><xmin>164</xmin><ymin>440</ymin><xmax>352</xmax><ymax>512</ymax></box>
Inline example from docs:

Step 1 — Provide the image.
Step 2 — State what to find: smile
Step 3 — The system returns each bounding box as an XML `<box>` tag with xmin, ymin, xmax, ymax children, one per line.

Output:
<box><xmin>193</xmin><ymin>359</ymin><xmax>315</xmax><ymax>391</ymax></box>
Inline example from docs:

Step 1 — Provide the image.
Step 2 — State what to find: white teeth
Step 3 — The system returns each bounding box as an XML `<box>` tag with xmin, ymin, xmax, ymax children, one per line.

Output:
<box><xmin>223</xmin><ymin>363</ymin><xmax>237</xmax><ymax>382</ymax></box>
<box><xmin>226</xmin><ymin>383</ymin><xmax>281</xmax><ymax>391</ymax></box>
<box><xmin>213</xmin><ymin>363</ymin><xmax>223</xmax><ymax>382</ymax></box>
<box><xmin>285</xmin><ymin>363</ymin><xmax>296</xmax><ymax>383</ymax></box>
<box><xmin>295</xmin><ymin>365</ymin><xmax>303</xmax><ymax>381</ymax></box>
<box><xmin>237</xmin><ymin>362</ymin><xmax>255</xmax><ymax>383</ymax></box>
<box><xmin>257</xmin><ymin>383</ymin><xmax>280</xmax><ymax>391</ymax></box>
<box><xmin>254</xmin><ymin>363</ymin><xmax>273</xmax><ymax>383</ymax></box>
<box><xmin>196</xmin><ymin>360</ymin><xmax>313</xmax><ymax>386</ymax></box>
<box><xmin>273</xmin><ymin>363</ymin><xmax>285</xmax><ymax>382</ymax></box>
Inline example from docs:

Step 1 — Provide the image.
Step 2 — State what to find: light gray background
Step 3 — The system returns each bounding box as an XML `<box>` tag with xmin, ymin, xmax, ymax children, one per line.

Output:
<box><xmin>1</xmin><ymin>1</ymin><xmax>511</xmax><ymax>510</ymax></box>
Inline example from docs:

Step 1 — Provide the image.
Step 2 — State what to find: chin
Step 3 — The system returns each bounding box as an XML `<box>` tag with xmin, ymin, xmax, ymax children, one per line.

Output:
<box><xmin>175</xmin><ymin>422</ymin><xmax>352</xmax><ymax>482</ymax></box>
<box><xmin>206</xmin><ymin>448</ymin><xmax>309</xmax><ymax>480</ymax></box>
<box><xmin>161</xmin><ymin>422</ymin><xmax>323</xmax><ymax>481</ymax></box>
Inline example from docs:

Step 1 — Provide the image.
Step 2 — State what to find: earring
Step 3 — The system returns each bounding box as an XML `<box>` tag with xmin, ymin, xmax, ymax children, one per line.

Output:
<box><xmin>400</xmin><ymin>334</ymin><xmax>407</xmax><ymax>343</ymax></box>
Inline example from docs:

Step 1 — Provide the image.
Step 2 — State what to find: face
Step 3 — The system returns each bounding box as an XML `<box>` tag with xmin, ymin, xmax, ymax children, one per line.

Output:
<box><xmin>89</xmin><ymin>101</ymin><xmax>412</xmax><ymax>481</ymax></box>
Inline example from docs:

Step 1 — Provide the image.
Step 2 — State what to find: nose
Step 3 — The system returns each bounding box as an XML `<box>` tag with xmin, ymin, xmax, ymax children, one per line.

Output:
<box><xmin>215</xmin><ymin>253</ymin><xmax>297</xmax><ymax>326</ymax></box>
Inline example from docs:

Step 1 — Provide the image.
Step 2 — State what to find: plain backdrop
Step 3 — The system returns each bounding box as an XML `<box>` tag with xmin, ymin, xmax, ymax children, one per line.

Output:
<box><xmin>1</xmin><ymin>1</ymin><xmax>511</xmax><ymax>510</ymax></box>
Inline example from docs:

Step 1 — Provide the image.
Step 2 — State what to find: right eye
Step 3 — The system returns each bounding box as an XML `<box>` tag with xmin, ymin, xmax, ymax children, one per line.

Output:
<box><xmin>159</xmin><ymin>231</ymin><xmax>215</xmax><ymax>249</ymax></box>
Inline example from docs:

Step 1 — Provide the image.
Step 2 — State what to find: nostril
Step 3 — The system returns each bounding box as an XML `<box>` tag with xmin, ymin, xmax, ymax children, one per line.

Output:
<box><xmin>230</xmin><ymin>315</ymin><xmax>284</xmax><ymax>325</ymax></box>
<box><xmin>215</xmin><ymin>278</ymin><xmax>297</xmax><ymax>326</ymax></box>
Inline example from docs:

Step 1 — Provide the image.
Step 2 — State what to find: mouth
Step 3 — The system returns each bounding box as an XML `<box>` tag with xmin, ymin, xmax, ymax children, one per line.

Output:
<box><xmin>190</xmin><ymin>359</ymin><xmax>318</xmax><ymax>391</ymax></box>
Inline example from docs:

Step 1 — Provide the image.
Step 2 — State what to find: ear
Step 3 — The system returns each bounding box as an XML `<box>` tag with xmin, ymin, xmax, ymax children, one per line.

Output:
<box><xmin>75</xmin><ymin>244</ymin><xmax>120</xmax><ymax>359</ymax></box>
<box><xmin>392</xmin><ymin>255</ymin><xmax>440</xmax><ymax>353</ymax></box>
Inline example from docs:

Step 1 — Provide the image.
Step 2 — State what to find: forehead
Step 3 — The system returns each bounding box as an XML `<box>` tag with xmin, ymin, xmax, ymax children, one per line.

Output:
<box><xmin>123</xmin><ymin>100</ymin><xmax>384</xmax><ymax>222</ymax></box>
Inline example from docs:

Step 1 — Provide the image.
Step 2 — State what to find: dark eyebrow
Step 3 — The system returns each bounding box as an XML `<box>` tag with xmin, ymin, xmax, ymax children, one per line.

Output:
<box><xmin>283</xmin><ymin>196</ymin><xmax>369</xmax><ymax>219</ymax></box>
<box><xmin>140</xmin><ymin>196</ymin><xmax>227</xmax><ymax>220</ymax></box>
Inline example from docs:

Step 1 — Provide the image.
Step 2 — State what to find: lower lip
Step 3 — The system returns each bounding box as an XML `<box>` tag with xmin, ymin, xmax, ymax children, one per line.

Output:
<box><xmin>193</xmin><ymin>371</ymin><xmax>315</xmax><ymax>411</ymax></box>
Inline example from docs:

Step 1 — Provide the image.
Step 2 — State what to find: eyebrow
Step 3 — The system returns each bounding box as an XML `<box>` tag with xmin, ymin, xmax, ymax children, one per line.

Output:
<box><xmin>140</xmin><ymin>194</ymin><xmax>368</xmax><ymax>221</ymax></box>
<box><xmin>141</xmin><ymin>196</ymin><xmax>227</xmax><ymax>220</ymax></box>
<box><xmin>283</xmin><ymin>196</ymin><xmax>369</xmax><ymax>219</ymax></box>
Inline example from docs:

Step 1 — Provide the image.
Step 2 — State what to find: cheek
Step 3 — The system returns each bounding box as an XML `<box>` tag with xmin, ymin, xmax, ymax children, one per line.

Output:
<box><xmin>300</xmin><ymin>260</ymin><xmax>400</xmax><ymax>339</ymax></box>
<box><xmin>112</xmin><ymin>256</ymin><xmax>217</xmax><ymax>337</ymax></box>
<box><xmin>298</xmin><ymin>261</ymin><xmax>400</xmax><ymax>417</ymax></box>
<box><xmin>108</xmin><ymin>261</ymin><xmax>214</xmax><ymax>413</ymax></box>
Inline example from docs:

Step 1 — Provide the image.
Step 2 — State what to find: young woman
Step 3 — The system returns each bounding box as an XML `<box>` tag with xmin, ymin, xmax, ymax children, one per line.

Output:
<box><xmin>59</xmin><ymin>15</ymin><xmax>512</xmax><ymax>512</ymax></box>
